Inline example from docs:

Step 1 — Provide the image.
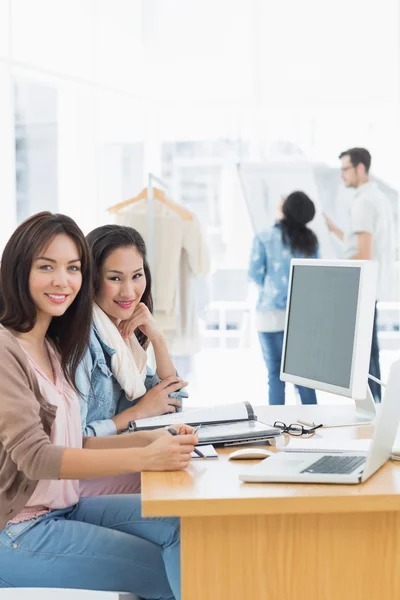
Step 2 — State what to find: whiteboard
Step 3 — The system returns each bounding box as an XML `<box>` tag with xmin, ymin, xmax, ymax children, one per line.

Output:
<box><xmin>237</xmin><ymin>160</ymin><xmax>337</xmax><ymax>258</ymax></box>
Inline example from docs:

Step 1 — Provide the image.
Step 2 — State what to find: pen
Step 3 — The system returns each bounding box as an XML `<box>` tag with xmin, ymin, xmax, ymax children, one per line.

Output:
<box><xmin>167</xmin><ymin>425</ymin><xmax>206</xmax><ymax>458</ymax></box>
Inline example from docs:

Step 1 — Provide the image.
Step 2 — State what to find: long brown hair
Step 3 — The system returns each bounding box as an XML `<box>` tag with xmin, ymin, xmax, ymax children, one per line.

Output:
<box><xmin>86</xmin><ymin>224</ymin><xmax>153</xmax><ymax>349</ymax></box>
<box><xmin>0</xmin><ymin>212</ymin><xmax>93</xmax><ymax>388</ymax></box>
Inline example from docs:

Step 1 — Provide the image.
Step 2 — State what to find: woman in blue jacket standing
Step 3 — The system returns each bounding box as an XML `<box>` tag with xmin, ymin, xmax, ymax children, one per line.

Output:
<box><xmin>248</xmin><ymin>191</ymin><xmax>319</xmax><ymax>405</ymax></box>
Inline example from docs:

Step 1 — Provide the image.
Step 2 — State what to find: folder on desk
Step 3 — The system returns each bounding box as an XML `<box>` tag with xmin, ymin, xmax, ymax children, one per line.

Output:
<box><xmin>128</xmin><ymin>401</ymin><xmax>281</xmax><ymax>446</ymax></box>
<box><xmin>129</xmin><ymin>401</ymin><xmax>256</xmax><ymax>430</ymax></box>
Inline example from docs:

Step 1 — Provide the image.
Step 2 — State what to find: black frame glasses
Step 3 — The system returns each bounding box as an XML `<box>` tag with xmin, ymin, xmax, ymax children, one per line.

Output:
<box><xmin>274</xmin><ymin>421</ymin><xmax>323</xmax><ymax>437</ymax></box>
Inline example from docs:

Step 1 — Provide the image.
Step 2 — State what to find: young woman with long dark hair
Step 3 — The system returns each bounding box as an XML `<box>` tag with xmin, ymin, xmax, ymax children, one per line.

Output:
<box><xmin>76</xmin><ymin>225</ymin><xmax>187</xmax><ymax>463</ymax></box>
<box><xmin>248</xmin><ymin>191</ymin><xmax>319</xmax><ymax>405</ymax></box>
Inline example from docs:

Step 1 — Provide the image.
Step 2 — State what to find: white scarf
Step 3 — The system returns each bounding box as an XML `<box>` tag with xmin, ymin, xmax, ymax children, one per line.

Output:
<box><xmin>92</xmin><ymin>303</ymin><xmax>147</xmax><ymax>401</ymax></box>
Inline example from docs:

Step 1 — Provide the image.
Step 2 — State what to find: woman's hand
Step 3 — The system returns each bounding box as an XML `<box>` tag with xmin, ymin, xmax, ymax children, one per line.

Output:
<box><xmin>172</xmin><ymin>424</ymin><xmax>196</xmax><ymax>435</ymax></box>
<box><xmin>112</xmin><ymin>376</ymin><xmax>188</xmax><ymax>433</ymax></box>
<box><xmin>141</xmin><ymin>432</ymin><xmax>198</xmax><ymax>471</ymax></box>
<box><xmin>119</xmin><ymin>303</ymin><xmax>179</xmax><ymax>382</ymax></box>
<box><xmin>132</xmin><ymin>377</ymin><xmax>187</xmax><ymax>418</ymax></box>
<box><xmin>150</xmin><ymin>424</ymin><xmax>196</xmax><ymax>442</ymax></box>
<box><xmin>118</xmin><ymin>302</ymin><xmax>161</xmax><ymax>342</ymax></box>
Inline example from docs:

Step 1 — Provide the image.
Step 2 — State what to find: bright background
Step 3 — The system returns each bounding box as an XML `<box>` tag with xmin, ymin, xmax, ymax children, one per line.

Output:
<box><xmin>0</xmin><ymin>0</ymin><xmax>399</xmax><ymax>406</ymax></box>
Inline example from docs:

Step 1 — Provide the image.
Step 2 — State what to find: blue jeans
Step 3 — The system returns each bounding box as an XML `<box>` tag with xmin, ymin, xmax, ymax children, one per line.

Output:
<box><xmin>0</xmin><ymin>494</ymin><xmax>180</xmax><ymax>600</ymax></box>
<box><xmin>258</xmin><ymin>331</ymin><xmax>317</xmax><ymax>406</ymax></box>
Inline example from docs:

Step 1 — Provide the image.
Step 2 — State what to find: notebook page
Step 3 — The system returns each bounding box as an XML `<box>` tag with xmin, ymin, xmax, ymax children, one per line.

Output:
<box><xmin>191</xmin><ymin>444</ymin><xmax>218</xmax><ymax>459</ymax></box>
<box><xmin>132</xmin><ymin>401</ymin><xmax>253</xmax><ymax>430</ymax></box>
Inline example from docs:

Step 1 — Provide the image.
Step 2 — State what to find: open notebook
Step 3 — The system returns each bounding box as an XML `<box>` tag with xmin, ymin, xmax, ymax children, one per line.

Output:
<box><xmin>128</xmin><ymin>401</ymin><xmax>257</xmax><ymax>430</ymax></box>
<box><xmin>128</xmin><ymin>401</ymin><xmax>281</xmax><ymax>446</ymax></box>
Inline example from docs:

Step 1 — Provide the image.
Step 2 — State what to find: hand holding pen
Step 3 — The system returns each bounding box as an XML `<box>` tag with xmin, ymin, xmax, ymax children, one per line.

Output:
<box><xmin>167</xmin><ymin>424</ymin><xmax>205</xmax><ymax>458</ymax></box>
<box><xmin>143</xmin><ymin>428</ymin><xmax>197</xmax><ymax>471</ymax></box>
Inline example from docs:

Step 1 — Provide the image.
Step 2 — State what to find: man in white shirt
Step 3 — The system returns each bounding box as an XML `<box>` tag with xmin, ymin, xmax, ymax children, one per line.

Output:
<box><xmin>325</xmin><ymin>147</ymin><xmax>396</xmax><ymax>402</ymax></box>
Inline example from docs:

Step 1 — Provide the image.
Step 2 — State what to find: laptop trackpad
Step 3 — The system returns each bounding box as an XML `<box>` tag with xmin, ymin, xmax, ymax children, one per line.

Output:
<box><xmin>255</xmin><ymin>456</ymin><xmax>308</xmax><ymax>473</ymax></box>
<box><xmin>261</xmin><ymin>452</ymin><xmax>357</xmax><ymax>474</ymax></box>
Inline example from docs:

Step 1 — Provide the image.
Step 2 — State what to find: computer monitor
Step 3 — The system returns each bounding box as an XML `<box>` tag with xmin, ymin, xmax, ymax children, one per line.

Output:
<box><xmin>280</xmin><ymin>259</ymin><xmax>378</xmax><ymax>427</ymax></box>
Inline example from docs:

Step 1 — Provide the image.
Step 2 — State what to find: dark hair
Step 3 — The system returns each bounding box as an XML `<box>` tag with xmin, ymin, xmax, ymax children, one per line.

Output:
<box><xmin>339</xmin><ymin>147</ymin><xmax>371</xmax><ymax>173</ymax></box>
<box><xmin>0</xmin><ymin>212</ymin><xmax>93</xmax><ymax>388</ymax></box>
<box><xmin>86</xmin><ymin>224</ymin><xmax>153</xmax><ymax>349</ymax></box>
<box><xmin>280</xmin><ymin>191</ymin><xmax>318</xmax><ymax>256</ymax></box>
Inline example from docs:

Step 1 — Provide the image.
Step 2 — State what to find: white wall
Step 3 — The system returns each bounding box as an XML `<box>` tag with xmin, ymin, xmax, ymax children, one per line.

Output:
<box><xmin>0</xmin><ymin>0</ymin><xmax>147</xmax><ymax>246</ymax></box>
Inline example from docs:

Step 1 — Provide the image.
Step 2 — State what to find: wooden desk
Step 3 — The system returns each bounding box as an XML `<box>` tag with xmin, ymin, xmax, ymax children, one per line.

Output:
<box><xmin>142</xmin><ymin>406</ymin><xmax>400</xmax><ymax>600</ymax></box>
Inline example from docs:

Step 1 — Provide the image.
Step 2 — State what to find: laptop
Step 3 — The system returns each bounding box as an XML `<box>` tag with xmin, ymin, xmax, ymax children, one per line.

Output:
<box><xmin>240</xmin><ymin>359</ymin><xmax>400</xmax><ymax>485</ymax></box>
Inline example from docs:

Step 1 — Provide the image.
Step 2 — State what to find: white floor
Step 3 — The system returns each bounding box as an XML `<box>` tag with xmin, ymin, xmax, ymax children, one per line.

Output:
<box><xmin>185</xmin><ymin>344</ymin><xmax>400</xmax><ymax>409</ymax></box>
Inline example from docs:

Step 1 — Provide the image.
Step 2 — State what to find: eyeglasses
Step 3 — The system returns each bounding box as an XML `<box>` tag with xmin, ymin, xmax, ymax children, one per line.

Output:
<box><xmin>274</xmin><ymin>421</ymin><xmax>323</xmax><ymax>437</ymax></box>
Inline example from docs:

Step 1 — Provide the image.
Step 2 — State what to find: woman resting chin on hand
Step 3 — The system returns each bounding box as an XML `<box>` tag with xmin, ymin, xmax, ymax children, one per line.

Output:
<box><xmin>75</xmin><ymin>224</ymin><xmax>189</xmax><ymax>496</ymax></box>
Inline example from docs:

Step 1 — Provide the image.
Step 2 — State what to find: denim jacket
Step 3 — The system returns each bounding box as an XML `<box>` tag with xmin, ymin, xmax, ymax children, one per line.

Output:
<box><xmin>248</xmin><ymin>223</ymin><xmax>319</xmax><ymax>311</ymax></box>
<box><xmin>76</xmin><ymin>324</ymin><xmax>188</xmax><ymax>437</ymax></box>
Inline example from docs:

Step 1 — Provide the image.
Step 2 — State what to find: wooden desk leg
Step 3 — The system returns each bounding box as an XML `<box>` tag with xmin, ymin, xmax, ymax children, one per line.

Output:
<box><xmin>181</xmin><ymin>512</ymin><xmax>400</xmax><ymax>600</ymax></box>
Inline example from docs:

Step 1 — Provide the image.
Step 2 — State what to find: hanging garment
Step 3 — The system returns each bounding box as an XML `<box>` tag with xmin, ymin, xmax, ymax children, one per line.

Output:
<box><xmin>114</xmin><ymin>197</ymin><xmax>210</xmax><ymax>356</ymax></box>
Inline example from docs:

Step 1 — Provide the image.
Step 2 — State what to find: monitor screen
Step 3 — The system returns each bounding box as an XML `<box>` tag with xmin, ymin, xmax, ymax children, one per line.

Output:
<box><xmin>282</xmin><ymin>265</ymin><xmax>361</xmax><ymax>389</ymax></box>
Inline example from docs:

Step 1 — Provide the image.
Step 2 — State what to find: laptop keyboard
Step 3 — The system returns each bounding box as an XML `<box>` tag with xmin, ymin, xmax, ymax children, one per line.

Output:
<box><xmin>301</xmin><ymin>455</ymin><xmax>366</xmax><ymax>475</ymax></box>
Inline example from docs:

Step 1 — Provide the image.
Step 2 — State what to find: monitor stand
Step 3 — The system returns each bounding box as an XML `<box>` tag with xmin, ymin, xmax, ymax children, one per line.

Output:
<box><xmin>297</xmin><ymin>387</ymin><xmax>376</xmax><ymax>428</ymax></box>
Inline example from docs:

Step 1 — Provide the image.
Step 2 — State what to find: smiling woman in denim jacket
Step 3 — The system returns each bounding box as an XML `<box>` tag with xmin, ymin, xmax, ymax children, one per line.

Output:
<box><xmin>76</xmin><ymin>224</ymin><xmax>188</xmax><ymax>494</ymax></box>
<box><xmin>248</xmin><ymin>191</ymin><xmax>319</xmax><ymax>406</ymax></box>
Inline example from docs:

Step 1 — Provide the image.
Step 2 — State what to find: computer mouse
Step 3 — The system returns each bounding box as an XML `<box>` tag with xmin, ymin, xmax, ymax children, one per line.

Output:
<box><xmin>228</xmin><ymin>448</ymin><xmax>273</xmax><ymax>460</ymax></box>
